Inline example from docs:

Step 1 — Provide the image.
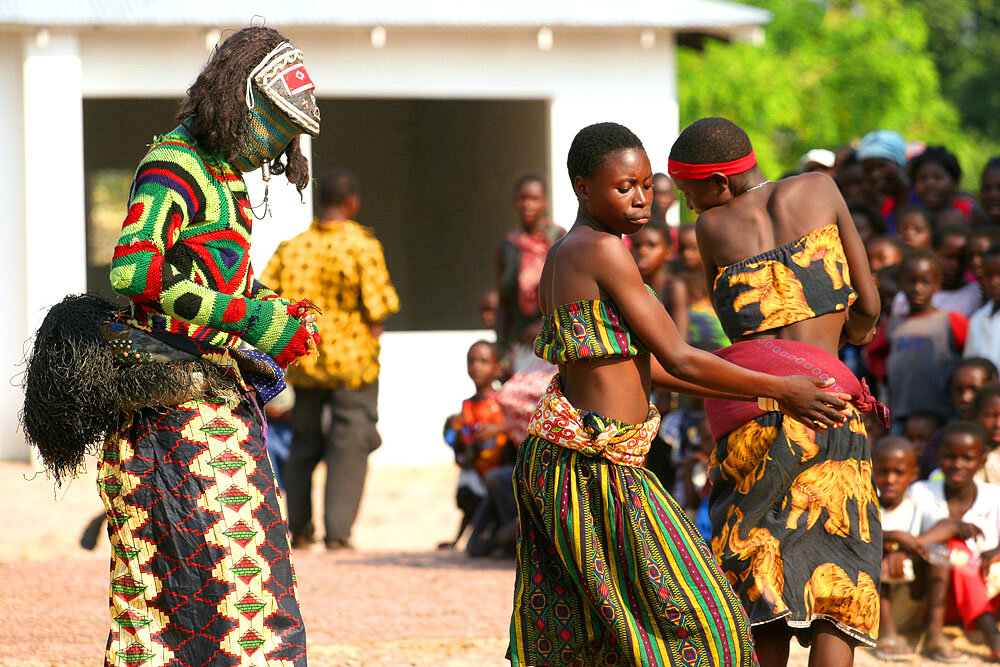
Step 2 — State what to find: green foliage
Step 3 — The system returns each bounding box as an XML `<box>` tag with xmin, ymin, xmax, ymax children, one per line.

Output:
<box><xmin>678</xmin><ymin>0</ymin><xmax>1000</xmax><ymax>191</ymax></box>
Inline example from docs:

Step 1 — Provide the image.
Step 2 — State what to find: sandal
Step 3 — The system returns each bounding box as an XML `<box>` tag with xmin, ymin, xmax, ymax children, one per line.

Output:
<box><xmin>922</xmin><ymin>637</ymin><xmax>965</xmax><ymax>664</ymax></box>
<box><xmin>873</xmin><ymin>635</ymin><xmax>914</xmax><ymax>662</ymax></box>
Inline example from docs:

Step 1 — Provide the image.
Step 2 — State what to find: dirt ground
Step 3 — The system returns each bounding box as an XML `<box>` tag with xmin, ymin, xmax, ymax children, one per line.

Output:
<box><xmin>0</xmin><ymin>459</ymin><xmax>995</xmax><ymax>666</ymax></box>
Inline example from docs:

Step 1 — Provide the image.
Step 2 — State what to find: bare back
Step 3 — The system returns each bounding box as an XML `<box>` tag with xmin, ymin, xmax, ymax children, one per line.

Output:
<box><xmin>696</xmin><ymin>172</ymin><xmax>878</xmax><ymax>355</ymax></box>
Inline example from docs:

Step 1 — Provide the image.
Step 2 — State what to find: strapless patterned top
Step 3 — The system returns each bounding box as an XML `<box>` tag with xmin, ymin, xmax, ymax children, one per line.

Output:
<box><xmin>712</xmin><ymin>223</ymin><xmax>857</xmax><ymax>340</ymax></box>
<box><xmin>534</xmin><ymin>295</ymin><xmax>649</xmax><ymax>364</ymax></box>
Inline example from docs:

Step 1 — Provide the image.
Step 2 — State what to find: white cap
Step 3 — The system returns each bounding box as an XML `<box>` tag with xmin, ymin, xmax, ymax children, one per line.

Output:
<box><xmin>799</xmin><ymin>148</ymin><xmax>836</xmax><ymax>171</ymax></box>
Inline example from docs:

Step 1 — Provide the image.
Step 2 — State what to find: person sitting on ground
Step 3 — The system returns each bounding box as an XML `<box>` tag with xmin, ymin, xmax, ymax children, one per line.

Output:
<box><xmin>866</xmin><ymin>249</ymin><xmax>968</xmax><ymax>424</ymax></box>
<box><xmin>909</xmin><ymin>421</ymin><xmax>1000</xmax><ymax>662</ymax></box>
<box><xmin>974</xmin><ymin>157</ymin><xmax>1000</xmax><ymax>227</ymax></box>
<box><xmin>974</xmin><ymin>382</ymin><xmax>1000</xmax><ymax>485</ymax></box>
<box><xmin>441</xmin><ymin>340</ymin><xmax>509</xmax><ymax>550</ymax></box>
<box><xmin>867</xmin><ymin>235</ymin><xmax>903</xmax><ymax>273</ymax></box>
<box><xmin>909</xmin><ymin>146</ymin><xmax>977</xmax><ymax>222</ymax></box>
<box><xmin>965</xmin><ymin>245</ymin><xmax>1000</xmax><ymax>367</ymax></box>
<box><xmin>872</xmin><ymin>436</ymin><xmax>929</xmax><ymax>661</ymax></box>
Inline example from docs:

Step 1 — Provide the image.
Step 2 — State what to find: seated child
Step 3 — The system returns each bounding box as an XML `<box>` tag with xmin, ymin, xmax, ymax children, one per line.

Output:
<box><xmin>440</xmin><ymin>340</ymin><xmax>509</xmax><ymax>549</ymax></box>
<box><xmin>872</xmin><ymin>436</ymin><xmax>923</xmax><ymax>660</ymax></box>
<box><xmin>975</xmin><ymin>382</ymin><xmax>1000</xmax><ymax>484</ymax></box>
<box><xmin>866</xmin><ymin>249</ymin><xmax>968</xmax><ymax>424</ymax></box>
<box><xmin>910</xmin><ymin>421</ymin><xmax>1000</xmax><ymax>662</ymax></box>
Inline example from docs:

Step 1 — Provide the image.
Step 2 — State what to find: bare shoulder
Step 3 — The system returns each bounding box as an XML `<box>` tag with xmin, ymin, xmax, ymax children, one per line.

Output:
<box><xmin>773</xmin><ymin>172</ymin><xmax>839</xmax><ymax>202</ymax></box>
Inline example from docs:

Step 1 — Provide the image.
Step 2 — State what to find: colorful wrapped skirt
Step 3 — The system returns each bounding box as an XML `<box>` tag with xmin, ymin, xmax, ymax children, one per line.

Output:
<box><xmin>705</xmin><ymin>340</ymin><xmax>883</xmax><ymax>647</ymax></box>
<box><xmin>509</xmin><ymin>377</ymin><xmax>757</xmax><ymax>666</ymax></box>
<box><xmin>97</xmin><ymin>394</ymin><xmax>307</xmax><ymax>667</ymax></box>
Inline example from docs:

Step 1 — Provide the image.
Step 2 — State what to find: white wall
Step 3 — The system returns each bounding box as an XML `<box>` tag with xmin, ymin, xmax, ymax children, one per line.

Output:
<box><xmin>0</xmin><ymin>38</ymin><xmax>28</xmax><ymax>461</ymax></box>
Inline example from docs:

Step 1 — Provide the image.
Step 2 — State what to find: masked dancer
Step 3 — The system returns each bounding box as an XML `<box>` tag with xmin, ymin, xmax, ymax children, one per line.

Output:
<box><xmin>22</xmin><ymin>27</ymin><xmax>321</xmax><ymax>667</ymax></box>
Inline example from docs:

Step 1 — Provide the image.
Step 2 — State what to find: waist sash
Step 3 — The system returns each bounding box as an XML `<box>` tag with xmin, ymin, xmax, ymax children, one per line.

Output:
<box><xmin>704</xmin><ymin>339</ymin><xmax>889</xmax><ymax>441</ymax></box>
<box><xmin>526</xmin><ymin>375</ymin><xmax>660</xmax><ymax>467</ymax></box>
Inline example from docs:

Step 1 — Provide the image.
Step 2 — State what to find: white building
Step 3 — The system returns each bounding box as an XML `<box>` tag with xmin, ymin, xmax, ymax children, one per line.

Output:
<box><xmin>0</xmin><ymin>1</ymin><xmax>769</xmax><ymax>464</ymax></box>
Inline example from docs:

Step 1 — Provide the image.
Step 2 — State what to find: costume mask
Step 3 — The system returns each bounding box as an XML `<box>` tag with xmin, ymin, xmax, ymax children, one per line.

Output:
<box><xmin>230</xmin><ymin>42</ymin><xmax>321</xmax><ymax>173</ymax></box>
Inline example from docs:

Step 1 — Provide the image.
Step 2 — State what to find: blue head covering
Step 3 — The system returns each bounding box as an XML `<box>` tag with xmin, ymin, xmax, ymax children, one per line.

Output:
<box><xmin>856</xmin><ymin>129</ymin><xmax>907</xmax><ymax>166</ymax></box>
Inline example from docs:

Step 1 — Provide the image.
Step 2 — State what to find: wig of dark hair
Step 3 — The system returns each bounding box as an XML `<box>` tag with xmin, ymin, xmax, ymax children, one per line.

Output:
<box><xmin>956</xmin><ymin>357</ymin><xmax>1000</xmax><ymax>382</ymax></box>
<box><xmin>177</xmin><ymin>26</ymin><xmax>310</xmax><ymax>192</ymax></box>
<box><xmin>316</xmin><ymin>167</ymin><xmax>360</xmax><ymax>208</ymax></box>
<box><xmin>669</xmin><ymin>117</ymin><xmax>753</xmax><ymax>166</ymax></box>
<box><xmin>21</xmin><ymin>294</ymin><xmax>235</xmax><ymax>485</ymax></box>
<box><xmin>567</xmin><ymin>122</ymin><xmax>644</xmax><ymax>185</ymax></box>
<box><xmin>848</xmin><ymin>201</ymin><xmax>888</xmax><ymax>236</ymax></box>
<box><xmin>515</xmin><ymin>173</ymin><xmax>546</xmax><ymax>194</ymax></box>
<box><xmin>908</xmin><ymin>145</ymin><xmax>962</xmax><ymax>185</ymax></box>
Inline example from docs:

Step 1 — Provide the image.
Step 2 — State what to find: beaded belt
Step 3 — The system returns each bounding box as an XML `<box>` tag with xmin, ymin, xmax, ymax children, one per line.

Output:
<box><xmin>526</xmin><ymin>375</ymin><xmax>660</xmax><ymax>467</ymax></box>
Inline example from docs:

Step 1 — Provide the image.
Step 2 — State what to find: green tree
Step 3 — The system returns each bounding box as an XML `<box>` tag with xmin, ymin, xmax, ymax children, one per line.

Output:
<box><xmin>678</xmin><ymin>0</ymin><xmax>998</xmax><ymax>191</ymax></box>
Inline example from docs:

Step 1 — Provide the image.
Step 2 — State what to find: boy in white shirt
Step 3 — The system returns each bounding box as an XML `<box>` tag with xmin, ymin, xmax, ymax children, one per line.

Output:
<box><xmin>910</xmin><ymin>421</ymin><xmax>1000</xmax><ymax>661</ymax></box>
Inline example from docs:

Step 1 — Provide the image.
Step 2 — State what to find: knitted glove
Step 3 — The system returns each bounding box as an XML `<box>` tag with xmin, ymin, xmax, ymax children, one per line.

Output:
<box><xmin>235</xmin><ymin>299</ymin><xmax>319</xmax><ymax>367</ymax></box>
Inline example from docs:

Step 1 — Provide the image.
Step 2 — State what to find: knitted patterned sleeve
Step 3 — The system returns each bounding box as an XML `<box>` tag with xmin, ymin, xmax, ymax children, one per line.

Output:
<box><xmin>357</xmin><ymin>235</ymin><xmax>400</xmax><ymax>324</ymax></box>
<box><xmin>109</xmin><ymin>147</ymin><xmax>314</xmax><ymax>366</ymax></box>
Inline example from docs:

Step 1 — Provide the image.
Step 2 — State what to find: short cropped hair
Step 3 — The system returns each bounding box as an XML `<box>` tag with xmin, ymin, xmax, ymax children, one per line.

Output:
<box><xmin>956</xmin><ymin>357</ymin><xmax>1000</xmax><ymax>381</ymax></box>
<box><xmin>669</xmin><ymin>117</ymin><xmax>753</xmax><ymax>166</ymax></box>
<box><xmin>899</xmin><ymin>247</ymin><xmax>941</xmax><ymax>277</ymax></box>
<box><xmin>939</xmin><ymin>419</ymin><xmax>986</xmax><ymax>449</ymax></box>
<box><xmin>849</xmin><ymin>202</ymin><xmax>888</xmax><ymax>236</ymax></box>
<box><xmin>316</xmin><ymin>167</ymin><xmax>360</xmax><ymax>208</ymax></box>
<box><xmin>909</xmin><ymin>146</ymin><xmax>962</xmax><ymax>184</ymax></box>
<box><xmin>872</xmin><ymin>435</ymin><xmax>917</xmax><ymax>460</ymax></box>
<box><xmin>567</xmin><ymin>122</ymin><xmax>644</xmax><ymax>185</ymax></box>
<box><xmin>975</xmin><ymin>381</ymin><xmax>1000</xmax><ymax>413</ymax></box>
<box><xmin>515</xmin><ymin>173</ymin><xmax>546</xmax><ymax>194</ymax></box>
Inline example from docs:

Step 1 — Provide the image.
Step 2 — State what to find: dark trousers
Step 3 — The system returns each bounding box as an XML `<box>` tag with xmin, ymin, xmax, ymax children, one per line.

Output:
<box><xmin>284</xmin><ymin>381</ymin><xmax>381</xmax><ymax>541</ymax></box>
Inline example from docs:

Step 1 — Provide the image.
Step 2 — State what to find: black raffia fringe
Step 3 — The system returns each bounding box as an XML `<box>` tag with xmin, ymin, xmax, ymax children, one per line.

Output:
<box><xmin>20</xmin><ymin>294</ymin><xmax>235</xmax><ymax>485</ymax></box>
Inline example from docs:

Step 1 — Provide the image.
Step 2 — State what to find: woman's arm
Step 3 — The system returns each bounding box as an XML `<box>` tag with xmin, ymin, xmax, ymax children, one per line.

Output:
<box><xmin>828</xmin><ymin>176</ymin><xmax>880</xmax><ymax>344</ymax></box>
<box><xmin>650</xmin><ymin>356</ymin><xmax>752</xmax><ymax>401</ymax></box>
<box><xmin>594</xmin><ymin>236</ymin><xmax>849</xmax><ymax>428</ymax></box>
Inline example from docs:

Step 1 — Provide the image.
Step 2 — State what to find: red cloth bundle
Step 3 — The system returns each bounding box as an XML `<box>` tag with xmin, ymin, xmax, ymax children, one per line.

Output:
<box><xmin>704</xmin><ymin>339</ymin><xmax>889</xmax><ymax>441</ymax></box>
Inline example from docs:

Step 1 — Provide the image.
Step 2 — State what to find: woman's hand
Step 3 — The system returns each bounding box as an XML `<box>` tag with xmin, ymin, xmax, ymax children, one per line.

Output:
<box><xmin>774</xmin><ymin>376</ymin><xmax>852</xmax><ymax>432</ymax></box>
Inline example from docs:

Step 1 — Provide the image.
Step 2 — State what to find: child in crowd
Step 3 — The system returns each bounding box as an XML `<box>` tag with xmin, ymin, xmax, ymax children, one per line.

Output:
<box><xmin>866</xmin><ymin>249</ymin><xmax>968</xmax><ymax>423</ymax></box>
<box><xmin>967</xmin><ymin>228</ymin><xmax>1000</xmax><ymax>284</ymax></box>
<box><xmin>904</xmin><ymin>411</ymin><xmax>945</xmax><ymax>480</ymax></box>
<box><xmin>975</xmin><ymin>382</ymin><xmax>1000</xmax><ymax>484</ymax></box>
<box><xmin>954</xmin><ymin>358</ymin><xmax>1000</xmax><ymax>420</ymax></box>
<box><xmin>630</xmin><ymin>219</ymin><xmax>689</xmax><ymax>340</ymax></box>
<box><xmin>909</xmin><ymin>421</ymin><xmax>1000</xmax><ymax>662</ymax></box>
<box><xmin>976</xmin><ymin>157</ymin><xmax>1000</xmax><ymax>227</ymax></box>
<box><xmin>890</xmin><ymin>224</ymin><xmax>981</xmax><ymax>318</ymax></box>
<box><xmin>867</xmin><ymin>235</ymin><xmax>904</xmax><ymax>273</ymax></box>
<box><xmin>479</xmin><ymin>289</ymin><xmax>499</xmax><ymax>333</ymax></box>
<box><xmin>849</xmin><ymin>201</ymin><xmax>887</xmax><ymax>245</ymax></box>
<box><xmin>909</xmin><ymin>146</ymin><xmax>977</xmax><ymax>221</ymax></box>
<box><xmin>872</xmin><ymin>436</ymin><xmax>924</xmax><ymax>661</ymax></box>
<box><xmin>966</xmin><ymin>246</ymin><xmax>1000</xmax><ymax>366</ymax></box>
<box><xmin>897</xmin><ymin>205</ymin><xmax>934</xmax><ymax>250</ymax></box>
<box><xmin>441</xmin><ymin>340</ymin><xmax>509</xmax><ymax>548</ymax></box>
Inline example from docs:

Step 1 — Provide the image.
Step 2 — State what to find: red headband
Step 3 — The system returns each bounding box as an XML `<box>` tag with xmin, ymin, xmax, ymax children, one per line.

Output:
<box><xmin>667</xmin><ymin>150</ymin><xmax>757</xmax><ymax>180</ymax></box>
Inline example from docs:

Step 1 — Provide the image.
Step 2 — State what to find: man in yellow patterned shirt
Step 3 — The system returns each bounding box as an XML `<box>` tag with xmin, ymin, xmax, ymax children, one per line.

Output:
<box><xmin>261</xmin><ymin>167</ymin><xmax>399</xmax><ymax>548</ymax></box>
